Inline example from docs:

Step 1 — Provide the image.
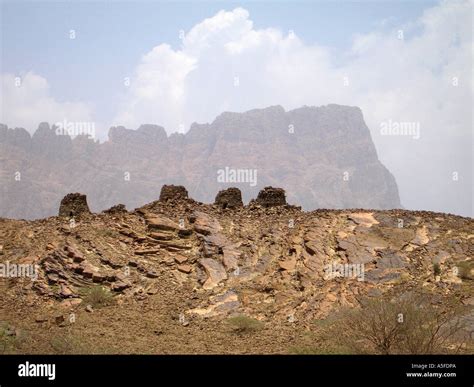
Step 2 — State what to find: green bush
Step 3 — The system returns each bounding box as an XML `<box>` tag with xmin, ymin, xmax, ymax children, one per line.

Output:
<box><xmin>80</xmin><ymin>286</ymin><xmax>114</xmax><ymax>308</ymax></box>
<box><xmin>227</xmin><ymin>315</ymin><xmax>263</xmax><ymax>333</ymax></box>
<box><xmin>0</xmin><ymin>322</ymin><xmax>29</xmax><ymax>354</ymax></box>
<box><xmin>433</xmin><ymin>263</ymin><xmax>441</xmax><ymax>276</ymax></box>
<box><xmin>50</xmin><ymin>333</ymin><xmax>85</xmax><ymax>354</ymax></box>
<box><xmin>457</xmin><ymin>261</ymin><xmax>473</xmax><ymax>280</ymax></box>
<box><xmin>288</xmin><ymin>345</ymin><xmax>349</xmax><ymax>355</ymax></box>
<box><xmin>323</xmin><ymin>291</ymin><xmax>467</xmax><ymax>354</ymax></box>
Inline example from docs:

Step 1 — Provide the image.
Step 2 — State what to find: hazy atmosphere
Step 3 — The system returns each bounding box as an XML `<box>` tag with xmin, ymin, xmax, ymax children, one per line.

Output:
<box><xmin>1</xmin><ymin>0</ymin><xmax>472</xmax><ymax>217</ymax></box>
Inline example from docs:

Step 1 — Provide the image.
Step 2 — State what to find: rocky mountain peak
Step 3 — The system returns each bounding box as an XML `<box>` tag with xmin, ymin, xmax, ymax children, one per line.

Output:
<box><xmin>0</xmin><ymin>105</ymin><xmax>401</xmax><ymax>220</ymax></box>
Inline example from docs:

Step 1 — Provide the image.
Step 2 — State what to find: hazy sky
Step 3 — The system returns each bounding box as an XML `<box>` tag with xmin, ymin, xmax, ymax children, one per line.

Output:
<box><xmin>0</xmin><ymin>0</ymin><xmax>472</xmax><ymax>216</ymax></box>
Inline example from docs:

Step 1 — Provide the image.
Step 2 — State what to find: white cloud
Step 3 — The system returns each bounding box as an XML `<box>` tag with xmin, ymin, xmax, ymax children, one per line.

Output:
<box><xmin>1</xmin><ymin>2</ymin><xmax>471</xmax><ymax>215</ymax></box>
<box><xmin>0</xmin><ymin>71</ymin><xmax>93</xmax><ymax>133</ymax></box>
<box><xmin>115</xmin><ymin>2</ymin><xmax>472</xmax><ymax>216</ymax></box>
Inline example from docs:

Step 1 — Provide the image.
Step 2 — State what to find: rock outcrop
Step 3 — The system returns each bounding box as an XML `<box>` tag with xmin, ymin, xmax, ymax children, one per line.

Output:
<box><xmin>103</xmin><ymin>204</ymin><xmax>127</xmax><ymax>214</ymax></box>
<box><xmin>0</xmin><ymin>191</ymin><xmax>472</xmax><ymax>354</ymax></box>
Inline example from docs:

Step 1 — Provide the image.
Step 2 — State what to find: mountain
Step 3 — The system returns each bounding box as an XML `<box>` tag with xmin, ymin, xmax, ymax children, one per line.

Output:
<box><xmin>0</xmin><ymin>104</ymin><xmax>401</xmax><ymax>220</ymax></box>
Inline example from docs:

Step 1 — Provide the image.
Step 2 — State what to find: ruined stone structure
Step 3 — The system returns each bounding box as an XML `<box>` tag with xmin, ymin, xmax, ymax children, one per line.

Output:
<box><xmin>58</xmin><ymin>193</ymin><xmax>91</xmax><ymax>217</ymax></box>
<box><xmin>159</xmin><ymin>185</ymin><xmax>189</xmax><ymax>202</ymax></box>
<box><xmin>255</xmin><ymin>187</ymin><xmax>287</xmax><ymax>207</ymax></box>
<box><xmin>214</xmin><ymin>187</ymin><xmax>243</xmax><ymax>209</ymax></box>
<box><xmin>103</xmin><ymin>204</ymin><xmax>127</xmax><ymax>214</ymax></box>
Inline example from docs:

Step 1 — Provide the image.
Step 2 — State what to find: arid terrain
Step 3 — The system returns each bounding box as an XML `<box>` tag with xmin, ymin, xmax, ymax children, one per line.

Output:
<box><xmin>0</xmin><ymin>186</ymin><xmax>472</xmax><ymax>354</ymax></box>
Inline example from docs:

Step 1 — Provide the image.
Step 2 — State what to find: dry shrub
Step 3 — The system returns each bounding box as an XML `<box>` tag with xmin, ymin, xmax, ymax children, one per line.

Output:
<box><xmin>320</xmin><ymin>291</ymin><xmax>468</xmax><ymax>354</ymax></box>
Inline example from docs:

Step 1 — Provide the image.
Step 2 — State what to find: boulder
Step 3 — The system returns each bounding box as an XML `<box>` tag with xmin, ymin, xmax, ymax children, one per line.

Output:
<box><xmin>199</xmin><ymin>258</ymin><xmax>227</xmax><ymax>289</ymax></box>
<box><xmin>146</xmin><ymin>214</ymin><xmax>180</xmax><ymax>232</ymax></box>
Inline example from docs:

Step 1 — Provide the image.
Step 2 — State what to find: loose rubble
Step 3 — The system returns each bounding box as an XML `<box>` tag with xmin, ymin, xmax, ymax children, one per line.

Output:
<box><xmin>0</xmin><ymin>185</ymin><xmax>472</xmax><ymax>354</ymax></box>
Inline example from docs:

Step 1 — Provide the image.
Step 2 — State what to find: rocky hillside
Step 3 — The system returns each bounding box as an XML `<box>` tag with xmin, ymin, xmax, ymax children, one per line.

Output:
<box><xmin>0</xmin><ymin>104</ymin><xmax>400</xmax><ymax>220</ymax></box>
<box><xmin>0</xmin><ymin>186</ymin><xmax>472</xmax><ymax>354</ymax></box>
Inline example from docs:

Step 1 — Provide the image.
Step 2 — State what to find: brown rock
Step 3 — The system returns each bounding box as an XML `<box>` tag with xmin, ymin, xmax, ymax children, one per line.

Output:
<box><xmin>174</xmin><ymin>255</ymin><xmax>188</xmax><ymax>264</ymax></box>
<box><xmin>60</xmin><ymin>298</ymin><xmax>82</xmax><ymax>309</ymax></box>
<box><xmin>55</xmin><ymin>314</ymin><xmax>65</xmax><ymax>326</ymax></box>
<box><xmin>64</xmin><ymin>245</ymin><xmax>85</xmax><ymax>262</ymax></box>
<box><xmin>376</xmin><ymin>250</ymin><xmax>407</xmax><ymax>269</ymax></box>
<box><xmin>177</xmin><ymin>264</ymin><xmax>192</xmax><ymax>274</ymax></box>
<box><xmin>279</xmin><ymin>256</ymin><xmax>297</xmax><ymax>271</ymax></box>
<box><xmin>161</xmin><ymin>256</ymin><xmax>175</xmax><ymax>266</ymax></box>
<box><xmin>103</xmin><ymin>204</ymin><xmax>127</xmax><ymax>214</ymax></box>
<box><xmin>149</xmin><ymin>231</ymin><xmax>174</xmax><ymax>241</ymax></box>
<box><xmin>59</xmin><ymin>284</ymin><xmax>75</xmax><ymax>298</ymax></box>
<box><xmin>81</xmin><ymin>263</ymin><xmax>97</xmax><ymax>279</ymax></box>
<box><xmin>199</xmin><ymin>258</ymin><xmax>227</xmax><ymax>289</ymax></box>
<box><xmin>146</xmin><ymin>215</ymin><xmax>180</xmax><ymax>232</ymax></box>
<box><xmin>92</xmin><ymin>273</ymin><xmax>106</xmax><ymax>283</ymax></box>
<box><xmin>193</xmin><ymin>211</ymin><xmax>222</xmax><ymax>235</ymax></box>
<box><xmin>47</xmin><ymin>273</ymin><xmax>59</xmax><ymax>283</ymax></box>
<box><xmin>222</xmin><ymin>248</ymin><xmax>240</xmax><ymax>270</ymax></box>
<box><xmin>135</xmin><ymin>248</ymin><xmax>160</xmax><ymax>255</ymax></box>
<box><xmin>177</xmin><ymin>228</ymin><xmax>193</xmax><ymax>238</ymax></box>
<box><xmin>146</xmin><ymin>270</ymin><xmax>159</xmax><ymax>278</ymax></box>
<box><xmin>35</xmin><ymin>316</ymin><xmax>49</xmax><ymax>323</ymax></box>
<box><xmin>112</xmin><ymin>280</ymin><xmax>131</xmax><ymax>292</ymax></box>
<box><xmin>157</xmin><ymin>240</ymin><xmax>193</xmax><ymax>251</ymax></box>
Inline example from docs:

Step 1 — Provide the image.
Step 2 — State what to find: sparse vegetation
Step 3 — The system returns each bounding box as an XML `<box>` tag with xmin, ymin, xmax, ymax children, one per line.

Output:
<box><xmin>319</xmin><ymin>291</ymin><xmax>468</xmax><ymax>354</ymax></box>
<box><xmin>0</xmin><ymin>322</ymin><xmax>29</xmax><ymax>354</ymax></box>
<box><xmin>97</xmin><ymin>228</ymin><xmax>118</xmax><ymax>238</ymax></box>
<box><xmin>457</xmin><ymin>261</ymin><xmax>473</xmax><ymax>280</ymax></box>
<box><xmin>50</xmin><ymin>330</ymin><xmax>87</xmax><ymax>354</ymax></box>
<box><xmin>289</xmin><ymin>345</ymin><xmax>349</xmax><ymax>355</ymax></box>
<box><xmin>227</xmin><ymin>315</ymin><xmax>264</xmax><ymax>334</ymax></box>
<box><xmin>0</xmin><ymin>322</ymin><xmax>13</xmax><ymax>353</ymax></box>
<box><xmin>433</xmin><ymin>263</ymin><xmax>441</xmax><ymax>276</ymax></box>
<box><xmin>80</xmin><ymin>285</ymin><xmax>114</xmax><ymax>308</ymax></box>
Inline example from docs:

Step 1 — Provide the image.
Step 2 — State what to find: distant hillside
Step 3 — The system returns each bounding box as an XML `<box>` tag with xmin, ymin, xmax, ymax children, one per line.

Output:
<box><xmin>0</xmin><ymin>104</ymin><xmax>400</xmax><ymax>219</ymax></box>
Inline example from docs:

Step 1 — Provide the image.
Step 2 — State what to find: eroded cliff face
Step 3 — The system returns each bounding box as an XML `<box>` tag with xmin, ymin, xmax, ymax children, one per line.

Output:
<box><xmin>0</xmin><ymin>104</ymin><xmax>400</xmax><ymax>220</ymax></box>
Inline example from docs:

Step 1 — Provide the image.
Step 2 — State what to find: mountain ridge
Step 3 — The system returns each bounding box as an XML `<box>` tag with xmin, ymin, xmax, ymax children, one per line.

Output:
<box><xmin>0</xmin><ymin>104</ymin><xmax>401</xmax><ymax>220</ymax></box>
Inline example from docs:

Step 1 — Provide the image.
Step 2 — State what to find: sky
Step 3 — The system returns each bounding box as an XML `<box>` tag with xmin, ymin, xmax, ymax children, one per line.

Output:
<box><xmin>0</xmin><ymin>0</ymin><xmax>472</xmax><ymax>216</ymax></box>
